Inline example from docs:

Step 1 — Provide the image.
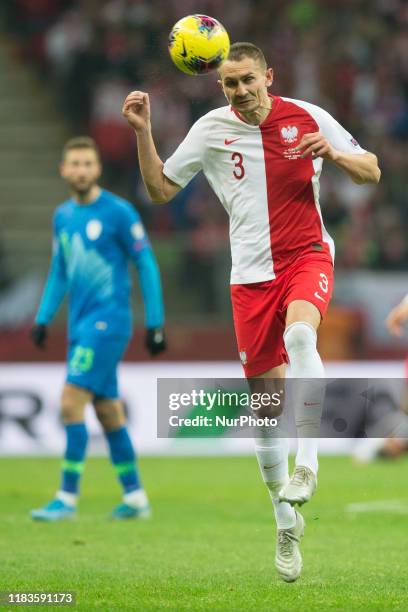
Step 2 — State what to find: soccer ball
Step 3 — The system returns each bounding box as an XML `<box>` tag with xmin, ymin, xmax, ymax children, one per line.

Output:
<box><xmin>168</xmin><ymin>14</ymin><xmax>230</xmax><ymax>76</ymax></box>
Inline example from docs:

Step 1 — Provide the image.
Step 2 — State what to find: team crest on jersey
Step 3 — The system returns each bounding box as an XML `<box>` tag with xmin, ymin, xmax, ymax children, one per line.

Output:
<box><xmin>279</xmin><ymin>125</ymin><xmax>299</xmax><ymax>145</ymax></box>
<box><xmin>239</xmin><ymin>350</ymin><xmax>247</xmax><ymax>365</ymax></box>
<box><xmin>86</xmin><ymin>219</ymin><xmax>102</xmax><ymax>240</ymax></box>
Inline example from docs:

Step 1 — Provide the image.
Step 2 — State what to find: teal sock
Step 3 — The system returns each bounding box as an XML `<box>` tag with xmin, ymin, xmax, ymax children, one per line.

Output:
<box><xmin>106</xmin><ymin>427</ymin><xmax>141</xmax><ymax>494</ymax></box>
<box><xmin>60</xmin><ymin>422</ymin><xmax>88</xmax><ymax>495</ymax></box>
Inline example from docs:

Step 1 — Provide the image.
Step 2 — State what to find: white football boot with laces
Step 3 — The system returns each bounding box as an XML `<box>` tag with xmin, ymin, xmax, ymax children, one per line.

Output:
<box><xmin>275</xmin><ymin>509</ymin><xmax>305</xmax><ymax>582</ymax></box>
<box><xmin>279</xmin><ymin>465</ymin><xmax>317</xmax><ymax>506</ymax></box>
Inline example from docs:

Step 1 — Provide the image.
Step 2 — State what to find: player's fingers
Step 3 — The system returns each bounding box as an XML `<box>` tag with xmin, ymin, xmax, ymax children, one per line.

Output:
<box><xmin>293</xmin><ymin>132</ymin><xmax>321</xmax><ymax>151</ymax></box>
<box><xmin>300</xmin><ymin>143</ymin><xmax>323</xmax><ymax>158</ymax></box>
<box><xmin>390</xmin><ymin>325</ymin><xmax>403</xmax><ymax>337</ymax></box>
<box><xmin>301</xmin><ymin>139</ymin><xmax>329</xmax><ymax>158</ymax></box>
<box><xmin>386</xmin><ymin>314</ymin><xmax>402</xmax><ymax>336</ymax></box>
<box><xmin>126</xmin><ymin>90</ymin><xmax>146</xmax><ymax>99</ymax></box>
<box><xmin>123</xmin><ymin>100</ymin><xmax>144</xmax><ymax>115</ymax></box>
<box><xmin>312</xmin><ymin>144</ymin><xmax>330</xmax><ymax>157</ymax></box>
<box><xmin>123</xmin><ymin>92</ymin><xmax>146</xmax><ymax>106</ymax></box>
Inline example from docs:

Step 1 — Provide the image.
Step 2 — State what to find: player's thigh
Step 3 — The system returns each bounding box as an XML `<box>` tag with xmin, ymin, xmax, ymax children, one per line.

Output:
<box><xmin>61</xmin><ymin>383</ymin><xmax>93</xmax><ymax>424</ymax></box>
<box><xmin>248</xmin><ymin>363</ymin><xmax>287</xmax><ymax>418</ymax></box>
<box><xmin>231</xmin><ymin>281</ymin><xmax>287</xmax><ymax>378</ymax></box>
<box><xmin>67</xmin><ymin>335</ymin><xmax>129</xmax><ymax>400</ymax></box>
<box><xmin>284</xmin><ymin>257</ymin><xmax>334</xmax><ymax>330</ymax></box>
<box><xmin>94</xmin><ymin>398</ymin><xmax>126</xmax><ymax>432</ymax></box>
<box><xmin>286</xmin><ymin>299</ymin><xmax>321</xmax><ymax>329</ymax></box>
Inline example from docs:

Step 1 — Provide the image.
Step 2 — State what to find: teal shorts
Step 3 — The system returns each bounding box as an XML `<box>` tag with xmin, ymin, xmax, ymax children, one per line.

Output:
<box><xmin>66</xmin><ymin>335</ymin><xmax>129</xmax><ymax>399</ymax></box>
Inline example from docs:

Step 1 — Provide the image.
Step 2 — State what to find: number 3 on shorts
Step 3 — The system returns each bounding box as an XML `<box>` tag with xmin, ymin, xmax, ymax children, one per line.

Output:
<box><xmin>314</xmin><ymin>272</ymin><xmax>329</xmax><ymax>303</ymax></box>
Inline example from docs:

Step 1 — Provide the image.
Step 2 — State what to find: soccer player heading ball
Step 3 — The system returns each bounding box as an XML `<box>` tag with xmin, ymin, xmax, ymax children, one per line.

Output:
<box><xmin>123</xmin><ymin>42</ymin><xmax>380</xmax><ymax>582</ymax></box>
<box><xmin>30</xmin><ymin>137</ymin><xmax>165</xmax><ymax>521</ymax></box>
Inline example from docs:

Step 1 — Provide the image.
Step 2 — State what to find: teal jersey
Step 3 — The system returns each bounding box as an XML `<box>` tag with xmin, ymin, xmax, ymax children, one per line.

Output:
<box><xmin>35</xmin><ymin>189</ymin><xmax>164</xmax><ymax>340</ymax></box>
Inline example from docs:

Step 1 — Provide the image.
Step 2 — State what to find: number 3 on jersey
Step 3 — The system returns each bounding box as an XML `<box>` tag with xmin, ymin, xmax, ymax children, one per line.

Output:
<box><xmin>231</xmin><ymin>152</ymin><xmax>245</xmax><ymax>180</ymax></box>
<box><xmin>314</xmin><ymin>272</ymin><xmax>329</xmax><ymax>303</ymax></box>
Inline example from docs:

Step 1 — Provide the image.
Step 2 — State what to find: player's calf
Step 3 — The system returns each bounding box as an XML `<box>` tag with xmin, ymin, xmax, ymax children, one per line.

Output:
<box><xmin>95</xmin><ymin>400</ymin><xmax>150</xmax><ymax>519</ymax></box>
<box><xmin>31</xmin><ymin>385</ymin><xmax>90</xmax><ymax>521</ymax></box>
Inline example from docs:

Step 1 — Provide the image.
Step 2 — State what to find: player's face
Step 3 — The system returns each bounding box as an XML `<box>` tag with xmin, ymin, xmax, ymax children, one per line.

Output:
<box><xmin>218</xmin><ymin>57</ymin><xmax>273</xmax><ymax>113</ymax></box>
<box><xmin>60</xmin><ymin>148</ymin><xmax>102</xmax><ymax>196</ymax></box>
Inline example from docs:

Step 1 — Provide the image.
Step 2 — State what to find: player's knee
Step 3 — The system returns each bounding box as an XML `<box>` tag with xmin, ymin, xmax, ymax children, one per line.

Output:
<box><xmin>61</xmin><ymin>397</ymin><xmax>84</xmax><ymax>423</ymax></box>
<box><xmin>249</xmin><ymin>379</ymin><xmax>284</xmax><ymax>418</ymax></box>
<box><xmin>60</xmin><ymin>385</ymin><xmax>88</xmax><ymax>423</ymax></box>
<box><xmin>252</xmin><ymin>401</ymin><xmax>283</xmax><ymax>419</ymax></box>
<box><xmin>250</xmin><ymin>385</ymin><xmax>284</xmax><ymax>418</ymax></box>
<box><xmin>284</xmin><ymin>321</ymin><xmax>317</xmax><ymax>354</ymax></box>
<box><xmin>95</xmin><ymin>401</ymin><xmax>125</xmax><ymax>432</ymax></box>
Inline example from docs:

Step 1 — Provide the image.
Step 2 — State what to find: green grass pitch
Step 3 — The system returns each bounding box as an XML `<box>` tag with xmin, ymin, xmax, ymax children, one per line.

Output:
<box><xmin>1</xmin><ymin>455</ymin><xmax>408</xmax><ymax>611</ymax></box>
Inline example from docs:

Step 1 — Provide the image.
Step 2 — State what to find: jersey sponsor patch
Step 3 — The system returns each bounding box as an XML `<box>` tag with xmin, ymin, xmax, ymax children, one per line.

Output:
<box><xmin>86</xmin><ymin>219</ymin><xmax>102</xmax><ymax>240</ymax></box>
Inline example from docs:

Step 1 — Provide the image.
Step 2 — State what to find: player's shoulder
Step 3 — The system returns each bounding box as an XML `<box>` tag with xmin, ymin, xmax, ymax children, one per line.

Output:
<box><xmin>280</xmin><ymin>96</ymin><xmax>334</xmax><ymax>121</ymax></box>
<box><xmin>100</xmin><ymin>190</ymin><xmax>142</xmax><ymax>228</ymax></box>
<box><xmin>101</xmin><ymin>189</ymin><xmax>140</xmax><ymax>216</ymax></box>
<box><xmin>54</xmin><ymin>199</ymin><xmax>74</xmax><ymax>222</ymax></box>
<box><xmin>193</xmin><ymin>105</ymin><xmax>236</xmax><ymax>129</ymax></box>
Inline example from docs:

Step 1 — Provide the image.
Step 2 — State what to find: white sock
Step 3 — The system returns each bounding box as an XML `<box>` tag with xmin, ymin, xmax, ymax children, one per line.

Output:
<box><xmin>123</xmin><ymin>488</ymin><xmax>149</xmax><ymax>508</ymax></box>
<box><xmin>254</xmin><ymin>433</ymin><xmax>296</xmax><ymax>529</ymax></box>
<box><xmin>56</xmin><ymin>490</ymin><xmax>78</xmax><ymax>507</ymax></box>
<box><xmin>284</xmin><ymin>321</ymin><xmax>325</xmax><ymax>475</ymax></box>
<box><xmin>269</xmin><ymin>477</ymin><xmax>296</xmax><ymax>530</ymax></box>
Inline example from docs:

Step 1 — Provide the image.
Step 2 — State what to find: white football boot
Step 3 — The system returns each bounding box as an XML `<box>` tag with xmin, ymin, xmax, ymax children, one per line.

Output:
<box><xmin>275</xmin><ymin>509</ymin><xmax>305</xmax><ymax>582</ymax></box>
<box><xmin>279</xmin><ymin>465</ymin><xmax>317</xmax><ymax>506</ymax></box>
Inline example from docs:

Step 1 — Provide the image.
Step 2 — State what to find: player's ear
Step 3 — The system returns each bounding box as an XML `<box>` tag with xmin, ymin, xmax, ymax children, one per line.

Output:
<box><xmin>265</xmin><ymin>67</ymin><xmax>274</xmax><ymax>88</ymax></box>
<box><xmin>217</xmin><ymin>77</ymin><xmax>228</xmax><ymax>101</ymax></box>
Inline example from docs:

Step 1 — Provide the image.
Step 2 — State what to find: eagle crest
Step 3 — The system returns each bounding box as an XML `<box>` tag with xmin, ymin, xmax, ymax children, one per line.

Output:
<box><xmin>281</xmin><ymin>126</ymin><xmax>298</xmax><ymax>144</ymax></box>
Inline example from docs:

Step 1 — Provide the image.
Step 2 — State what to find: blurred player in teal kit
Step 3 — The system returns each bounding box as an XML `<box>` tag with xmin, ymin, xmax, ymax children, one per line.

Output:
<box><xmin>30</xmin><ymin>137</ymin><xmax>165</xmax><ymax>521</ymax></box>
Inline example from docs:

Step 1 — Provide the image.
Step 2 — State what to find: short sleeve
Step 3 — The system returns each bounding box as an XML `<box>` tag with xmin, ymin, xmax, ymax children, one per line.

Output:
<box><xmin>163</xmin><ymin>120</ymin><xmax>204</xmax><ymax>188</ymax></box>
<box><xmin>313</xmin><ymin>106</ymin><xmax>367</xmax><ymax>155</ymax></box>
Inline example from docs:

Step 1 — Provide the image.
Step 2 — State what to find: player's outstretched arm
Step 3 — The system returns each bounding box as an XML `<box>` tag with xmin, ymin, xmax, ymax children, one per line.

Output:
<box><xmin>30</xmin><ymin>250</ymin><xmax>67</xmax><ymax>348</ymax></box>
<box><xmin>386</xmin><ymin>296</ymin><xmax>408</xmax><ymax>337</ymax></box>
<box><xmin>30</xmin><ymin>214</ymin><xmax>68</xmax><ymax>348</ymax></box>
<box><xmin>122</xmin><ymin>91</ymin><xmax>181</xmax><ymax>204</ymax></box>
<box><xmin>294</xmin><ymin>132</ymin><xmax>381</xmax><ymax>184</ymax></box>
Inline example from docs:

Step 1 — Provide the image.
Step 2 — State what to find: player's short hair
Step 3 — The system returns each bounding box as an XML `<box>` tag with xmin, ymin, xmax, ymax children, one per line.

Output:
<box><xmin>62</xmin><ymin>136</ymin><xmax>101</xmax><ymax>161</ymax></box>
<box><xmin>226</xmin><ymin>42</ymin><xmax>267</xmax><ymax>70</ymax></box>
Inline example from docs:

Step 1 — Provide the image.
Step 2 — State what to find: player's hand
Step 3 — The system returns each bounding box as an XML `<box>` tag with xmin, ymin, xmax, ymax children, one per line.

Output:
<box><xmin>386</xmin><ymin>301</ymin><xmax>408</xmax><ymax>337</ymax></box>
<box><xmin>30</xmin><ymin>324</ymin><xmax>48</xmax><ymax>349</ymax></box>
<box><xmin>293</xmin><ymin>131</ymin><xmax>337</xmax><ymax>161</ymax></box>
<box><xmin>145</xmin><ymin>327</ymin><xmax>166</xmax><ymax>356</ymax></box>
<box><xmin>122</xmin><ymin>91</ymin><xmax>151</xmax><ymax>132</ymax></box>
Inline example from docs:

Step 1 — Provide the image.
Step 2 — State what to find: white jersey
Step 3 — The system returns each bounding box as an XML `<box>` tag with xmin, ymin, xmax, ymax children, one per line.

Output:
<box><xmin>163</xmin><ymin>95</ymin><xmax>366</xmax><ymax>284</ymax></box>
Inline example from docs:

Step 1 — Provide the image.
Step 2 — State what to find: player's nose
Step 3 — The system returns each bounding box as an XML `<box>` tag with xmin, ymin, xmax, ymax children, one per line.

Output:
<box><xmin>236</xmin><ymin>83</ymin><xmax>247</xmax><ymax>96</ymax></box>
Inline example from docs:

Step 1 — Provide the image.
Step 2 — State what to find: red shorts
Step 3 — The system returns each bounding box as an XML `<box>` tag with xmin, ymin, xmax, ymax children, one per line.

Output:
<box><xmin>231</xmin><ymin>254</ymin><xmax>334</xmax><ymax>377</ymax></box>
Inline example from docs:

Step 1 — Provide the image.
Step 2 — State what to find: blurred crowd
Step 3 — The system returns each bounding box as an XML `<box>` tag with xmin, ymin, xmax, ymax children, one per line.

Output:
<box><xmin>4</xmin><ymin>0</ymin><xmax>408</xmax><ymax>271</ymax></box>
